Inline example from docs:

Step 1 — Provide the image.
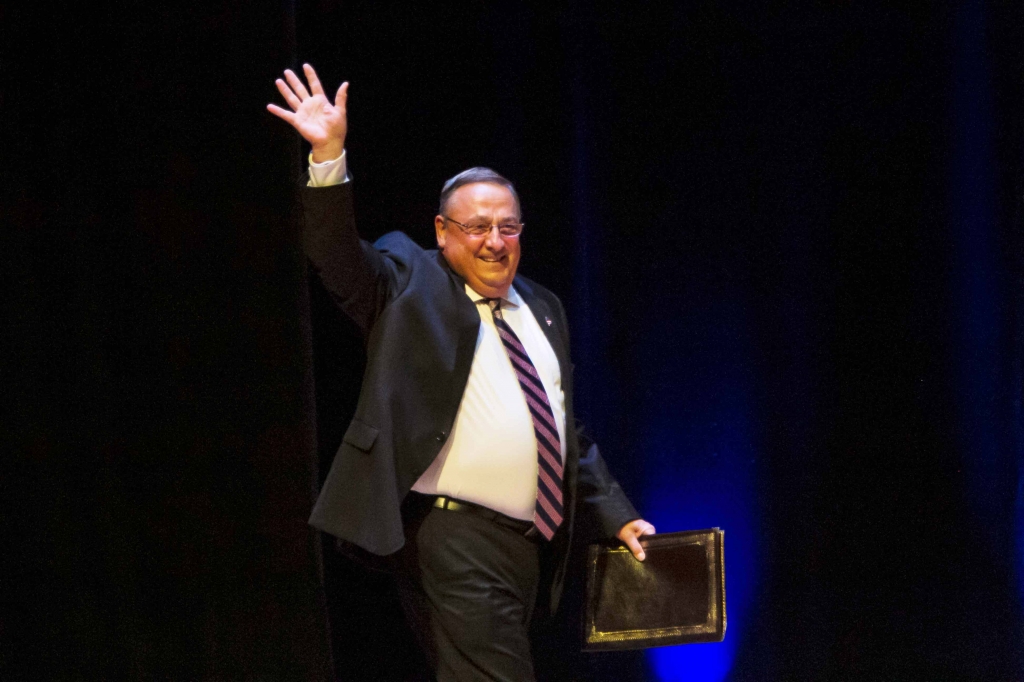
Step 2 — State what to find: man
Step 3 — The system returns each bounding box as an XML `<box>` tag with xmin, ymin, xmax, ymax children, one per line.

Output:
<box><xmin>269</xmin><ymin>64</ymin><xmax>654</xmax><ymax>681</ymax></box>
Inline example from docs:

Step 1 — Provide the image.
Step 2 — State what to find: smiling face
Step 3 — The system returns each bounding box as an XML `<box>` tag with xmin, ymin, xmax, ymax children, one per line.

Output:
<box><xmin>435</xmin><ymin>182</ymin><xmax>522</xmax><ymax>298</ymax></box>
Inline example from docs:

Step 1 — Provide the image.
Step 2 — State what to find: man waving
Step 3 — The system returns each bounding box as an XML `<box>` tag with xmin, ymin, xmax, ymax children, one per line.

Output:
<box><xmin>269</xmin><ymin>63</ymin><xmax>654</xmax><ymax>681</ymax></box>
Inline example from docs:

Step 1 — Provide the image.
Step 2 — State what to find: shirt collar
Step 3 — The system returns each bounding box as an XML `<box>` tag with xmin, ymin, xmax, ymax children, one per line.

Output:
<box><xmin>464</xmin><ymin>283</ymin><xmax>521</xmax><ymax>310</ymax></box>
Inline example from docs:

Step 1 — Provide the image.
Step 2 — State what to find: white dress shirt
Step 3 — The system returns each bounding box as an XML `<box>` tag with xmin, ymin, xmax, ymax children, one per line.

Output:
<box><xmin>308</xmin><ymin>150</ymin><xmax>350</xmax><ymax>186</ymax></box>
<box><xmin>411</xmin><ymin>286</ymin><xmax>567</xmax><ymax>520</ymax></box>
<box><xmin>309</xmin><ymin>152</ymin><xmax>567</xmax><ymax>520</ymax></box>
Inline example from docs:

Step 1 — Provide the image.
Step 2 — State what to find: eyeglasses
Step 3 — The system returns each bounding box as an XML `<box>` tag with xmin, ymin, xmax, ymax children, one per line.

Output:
<box><xmin>443</xmin><ymin>215</ymin><xmax>524</xmax><ymax>237</ymax></box>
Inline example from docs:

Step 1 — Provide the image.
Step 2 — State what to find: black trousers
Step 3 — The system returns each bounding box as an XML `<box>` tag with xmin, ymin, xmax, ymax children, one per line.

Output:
<box><xmin>397</xmin><ymin>495</ymin><xmax>543</xmax><ymax>682</ymax></box>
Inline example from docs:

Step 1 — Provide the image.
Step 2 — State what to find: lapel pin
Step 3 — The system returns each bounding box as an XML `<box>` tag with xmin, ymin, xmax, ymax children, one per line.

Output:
<box><xmin>545</xmin><ymin>316</ymin><xmax>553</xmax><ymax>326</ymax></box>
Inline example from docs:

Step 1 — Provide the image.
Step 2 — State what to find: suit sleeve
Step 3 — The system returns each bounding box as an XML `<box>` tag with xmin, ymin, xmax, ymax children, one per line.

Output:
<box><xmin>574</xmin><ymin>423</ymin><xmax>641</xmax><ymax>539</ymax></box>
<box><xmin>299</xmin><ymin>177</ymin><xmax>397</xmax><ymax>337</ymax></box>
<box><xmin>549</xmin><ymin>294</ymin><xmax>641</xmax><ymax>539</ymax></box>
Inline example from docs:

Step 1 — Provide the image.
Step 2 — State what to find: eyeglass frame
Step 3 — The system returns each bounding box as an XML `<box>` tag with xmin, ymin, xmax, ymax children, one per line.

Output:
<box><xmin>442</xmin><ymin>215</ymin><xmax>524</xmax><ymax>237</ymax></box>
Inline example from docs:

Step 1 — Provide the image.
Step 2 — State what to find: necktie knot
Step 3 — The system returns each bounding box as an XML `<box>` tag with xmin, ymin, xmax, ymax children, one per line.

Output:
<box><xmin>487</xmin><ymin>298</ymin><xmax>502</xmax><ymax>319</ymax></box>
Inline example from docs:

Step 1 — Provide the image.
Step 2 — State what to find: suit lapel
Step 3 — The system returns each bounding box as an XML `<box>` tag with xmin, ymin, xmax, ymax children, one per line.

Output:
<box><xmin>514</xmin><ymin>277</ymin><xmax>571</xmax><ymax>388</ymax></box>
<box><xmin>435</xmin><ymin>250</ymin><xmax>482</xmax><ymax>380</ymax></box>
<box><xmin>432</xmin><ymin>256</ymin><xmax>572</xmax><ymax>432</ymax></box>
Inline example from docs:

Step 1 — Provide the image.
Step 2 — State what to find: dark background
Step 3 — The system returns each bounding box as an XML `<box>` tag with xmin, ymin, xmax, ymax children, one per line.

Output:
<box><xmin>4</xmin><ymin>1</ymin><xmax>1022</xmax><ymax>680</ymax></box>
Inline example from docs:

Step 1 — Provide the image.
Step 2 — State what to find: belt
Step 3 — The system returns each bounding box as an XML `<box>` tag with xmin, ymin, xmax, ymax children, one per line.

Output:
<box><xmin>430</xmin><ymin>495</ymin><xmax>544</xmax><ymax>542</ymax></box>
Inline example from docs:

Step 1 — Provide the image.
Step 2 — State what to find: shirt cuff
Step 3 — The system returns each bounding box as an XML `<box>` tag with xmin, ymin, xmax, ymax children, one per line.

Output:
<box><xmin>307</xmin><ymin>149</ymin><xmax>349</xmax><ymax>187</ymax></box>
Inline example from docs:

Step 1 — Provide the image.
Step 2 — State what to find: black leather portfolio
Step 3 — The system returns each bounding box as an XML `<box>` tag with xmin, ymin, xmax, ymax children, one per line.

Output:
<box><xmin>582</xmin><ymin>528</ymin><xmax>726</xmax><ymax>651</ymax></box>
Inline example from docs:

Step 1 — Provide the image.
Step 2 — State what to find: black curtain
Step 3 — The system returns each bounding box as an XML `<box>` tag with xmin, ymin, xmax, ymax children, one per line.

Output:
<box><xmin>4</xmin><ymin>2</ymin><xmax>1023</xmax><ymax>681</ymax></box>
<box><xmin>4</xmin><ymin>1</ymin><xmax>333</xmax><ymax>679</ymax></box>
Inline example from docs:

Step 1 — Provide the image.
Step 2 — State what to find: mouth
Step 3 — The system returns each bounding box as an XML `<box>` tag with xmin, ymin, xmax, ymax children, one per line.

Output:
<box><xmin>479</xmin><ymin>255</ymin><xmax>507</xmax><ymax>264</ymax></box>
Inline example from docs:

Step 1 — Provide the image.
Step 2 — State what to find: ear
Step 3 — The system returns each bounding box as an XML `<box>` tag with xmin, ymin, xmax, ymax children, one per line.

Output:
<box><xmin>434</xmin><ymin>215</ymin><xmax>447</xmax><ymax>250</ymax></box>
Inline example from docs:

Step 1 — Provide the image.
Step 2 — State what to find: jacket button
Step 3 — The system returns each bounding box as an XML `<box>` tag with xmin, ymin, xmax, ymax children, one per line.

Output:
<box><xmin>436</xmin><ymin>431</ymin><xmax>447</xmax><ymax>442</ymax></box>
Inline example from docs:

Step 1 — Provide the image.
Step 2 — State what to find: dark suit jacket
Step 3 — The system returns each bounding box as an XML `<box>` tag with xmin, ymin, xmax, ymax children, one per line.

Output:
<box><xmin>301</xmin><ymin>179</ymin><xmax>638</xmax><ymax>609</ymax></box>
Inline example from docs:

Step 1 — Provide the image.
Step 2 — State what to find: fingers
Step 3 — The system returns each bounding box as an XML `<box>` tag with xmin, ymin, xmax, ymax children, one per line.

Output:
<box><xmin>268</xmin><ymin>65</ymin><xmax>347</xmax><ymax>140</ymax></box>
<box><xmin>266</xmin><ymin>103</ymin><xmax>296</xmax><ymax>123</ymax></box>
<box><xmin>303</xmin><ymin>63</ymin><xmax>325</xmax><ymax>97</ymax></box>
<box><xmin>284</xmin><ymin>69</ymin><xmax>311</xmax><ymax>101</ymax></box>
<box><xmin>624</xmin><ymin>533</ymin><xmax>646</xmax><ymax>562</ymax></box>
<box><xmin>274</xmin><ymin>78</ymin><xmax>302</xmax><ymax>111</ymax></box>
<box><xmin>617</xmin><ymin>519</ymin><xmax>656</xmax><ymax>561</ymax></box>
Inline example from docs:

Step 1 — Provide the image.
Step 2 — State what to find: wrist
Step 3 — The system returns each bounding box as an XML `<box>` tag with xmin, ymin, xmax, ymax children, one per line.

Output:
<box><xmin>311</xmin><ymin>140</ymin><xmax>344</xmax><ymax>164</ymax></box>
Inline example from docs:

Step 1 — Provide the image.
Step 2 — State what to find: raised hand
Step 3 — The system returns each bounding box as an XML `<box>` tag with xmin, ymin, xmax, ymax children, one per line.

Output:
<box><xmin>267</xmin><ymin>63</ymin><xmax>348</xmax><ymax>163</ymax></box>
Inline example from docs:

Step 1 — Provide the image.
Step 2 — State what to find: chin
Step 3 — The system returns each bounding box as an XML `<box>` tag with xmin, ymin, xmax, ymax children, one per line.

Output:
<box><xmin>475</xmin><ymin>279</ymin><xmax>512</xmax><ymax>297</ymax></box>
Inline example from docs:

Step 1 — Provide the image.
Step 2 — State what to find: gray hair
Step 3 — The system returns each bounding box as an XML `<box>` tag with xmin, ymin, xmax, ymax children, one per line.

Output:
<box><xmin>438</xmin><ymin>167</ymin><xmax>521</xmax><ymax>217</ymax></box>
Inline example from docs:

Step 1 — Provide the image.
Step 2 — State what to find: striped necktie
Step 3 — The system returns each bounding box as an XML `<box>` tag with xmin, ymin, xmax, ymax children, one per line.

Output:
<box><xmin>488</xmin><ymin>299</ymin><xmax>564</xmax><ymax>540</ymax></box>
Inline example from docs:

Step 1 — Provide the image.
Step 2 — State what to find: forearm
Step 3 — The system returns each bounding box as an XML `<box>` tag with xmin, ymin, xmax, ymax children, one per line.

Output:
<box><xmin>576</xmin><ymin>436</ymin><xmax>641</xmax><ymax>539</ymax></box>
<box><xmin>270</xmin><ymin>65</ymin><xmax>388</xmax><ymax>330</ymax></box>
<box><xmin>300</xmin><ymin>179</ymin><xmax>391</xmax><ymax>335</ymax></box>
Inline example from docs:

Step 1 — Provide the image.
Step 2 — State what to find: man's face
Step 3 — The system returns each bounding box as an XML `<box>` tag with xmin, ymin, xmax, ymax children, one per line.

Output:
<box><xmin>435</xmin><ymin>182</ymin><xmax>521</xmax><ymax>298</ymax></box>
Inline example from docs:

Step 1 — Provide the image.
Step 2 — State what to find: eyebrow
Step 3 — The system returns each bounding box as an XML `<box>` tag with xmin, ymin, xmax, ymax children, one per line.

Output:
<box><xmin>464</xmin><ymin>215</ymin><xmax>521</xmax><ymax>223</ymax></box>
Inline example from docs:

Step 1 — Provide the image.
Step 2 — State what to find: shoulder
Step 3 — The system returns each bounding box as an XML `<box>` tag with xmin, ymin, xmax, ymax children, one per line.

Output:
<box><xmin>371</xmin><ymin>232</ymin><xmax>452</xmax><ymax>295</ymax></box>
<box><xmin>374</xmin><ymin>231</ymin><xmax>440</xmax><ymax>263</ymax></box>
<box><xmin>513</xmin><ymin>274</ymin><xmax>571</xmax><ymax>341</ymax></box>
<box><xmin>514</xmin><ymin>273</ymin><xmax>564</xmax><ymax>310</ymax></box>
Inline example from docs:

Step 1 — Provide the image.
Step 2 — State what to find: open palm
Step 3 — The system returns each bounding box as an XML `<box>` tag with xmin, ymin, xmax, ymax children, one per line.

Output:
<box><xmin>267</xmin><ymin>64</ymin><xmax>348</xmax><ymax>160</ymax></box>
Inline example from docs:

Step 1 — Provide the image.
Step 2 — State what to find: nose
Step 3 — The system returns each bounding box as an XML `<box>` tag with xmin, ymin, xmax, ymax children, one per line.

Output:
<box><xmin>483</xmin><ymin>225</ymin><xmax>507</xmax><ymax>252</ymax></box>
